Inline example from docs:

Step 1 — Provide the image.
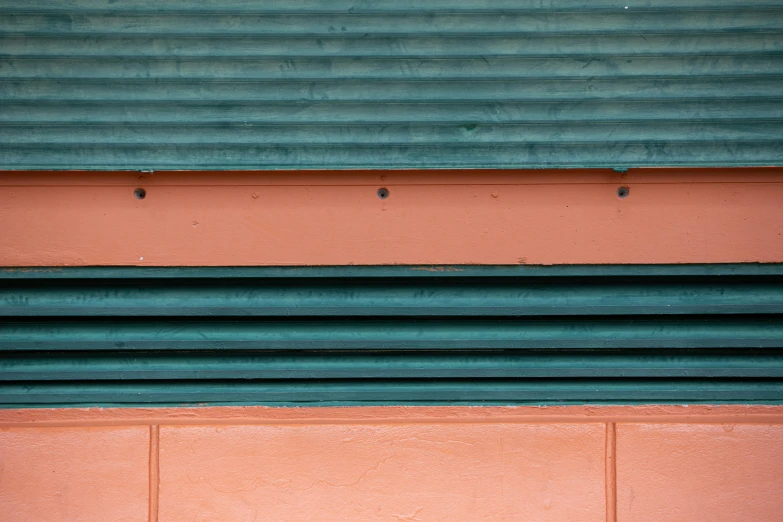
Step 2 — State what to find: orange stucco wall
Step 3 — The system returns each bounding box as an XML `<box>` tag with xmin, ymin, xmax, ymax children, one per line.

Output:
<box><xmin>2</xmin><ymin>168</ymin><xmax>783</xmax><ymax>266</ymax></box>
<box><xmin>2</xmin><ymin>406</ymin><xmax>783</xmax><ymax>522</ymax></box>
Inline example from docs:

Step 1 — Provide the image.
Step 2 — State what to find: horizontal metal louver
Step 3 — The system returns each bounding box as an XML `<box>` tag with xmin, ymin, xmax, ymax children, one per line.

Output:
<box><xmin>1</xmin><ymin>265</ymin><xmax>782</xmax><ymax>406</ymax></box>
<box><xmin>0</xmin><ymin>1</ymin><xmax>781</xmax><ymax>169</ymax></box>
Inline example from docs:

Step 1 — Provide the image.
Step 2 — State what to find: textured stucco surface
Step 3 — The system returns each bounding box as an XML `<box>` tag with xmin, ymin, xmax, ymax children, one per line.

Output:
<box><xmin>2</xmin><ymin>406</ymin><xmax>783</xmax><ymax>521</ymax></box>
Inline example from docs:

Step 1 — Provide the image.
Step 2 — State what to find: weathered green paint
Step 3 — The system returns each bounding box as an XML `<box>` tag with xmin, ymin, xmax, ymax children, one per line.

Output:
<box><xmin>0</xmin><ymin>265</ymin><xmax>782</xmax><ymax>407</ymax></box>
<box><xmin>2</xmin><ymin>382</ymin><xmax>782</xmax><ymax>407</ymax></box>
<box><xmin>1</xmin><ymin>318</ymin><xmax>782</xmax><ymax>351</ymax></box>
<box><xmin>3</xmin><ymin>280</ymin><xmax>783</xmax><ymax>316</ymax></box>
<box><xmin>2</xmin><ymin>354</ymin><xmax>782</xmax><ymax>381</ymax></box>
<box><xmin>0</xmin><ymin>1</ymin><xmax>781</xmax><ymax>169</ymax></box>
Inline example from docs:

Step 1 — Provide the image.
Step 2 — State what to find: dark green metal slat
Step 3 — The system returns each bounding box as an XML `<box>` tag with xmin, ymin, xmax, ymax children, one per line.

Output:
<box><xmin>0</xmin><ymin>1</ymin><xmax>781</xmax><ymax>169</ymax></box>
<box><xmin>3</xmin><ymin>354</ymin><xmax>782</xmax><ymax>381</ymax></box>
<box><xmin>0</xmin><ymin>265</ymin><xmax>782</xmax><ymax>407</ymax></box>
<box><xmin>3</xmin><ymin>280</ymin><xmax>783</xmax><ymax>316</ymax></box>
<box><xmin>2</xmin><ymin>382</ymin><xmax>782</xmax><ymax>407</ymax></box>
<box><xmin>1</xmin><ymin>318</ymin><xmax>782</xmax><ymax>351</ymax></box>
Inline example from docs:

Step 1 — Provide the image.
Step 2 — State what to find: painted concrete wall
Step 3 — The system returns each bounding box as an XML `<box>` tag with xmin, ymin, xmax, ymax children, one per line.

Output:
<box><xmin>2</xmin><ymin>406</ymin><xmax>783</xmax><ymax>522</ymax></box>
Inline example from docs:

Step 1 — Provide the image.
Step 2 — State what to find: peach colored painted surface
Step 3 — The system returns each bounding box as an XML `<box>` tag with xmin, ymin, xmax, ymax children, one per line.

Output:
<box><xmin>2</xmin><ymin>168</ymin><xmax>783</xmax><ymax>266</ymax></box>
<box><xmin>617</xmin><ymin>424</ymin><xmax>783</xmax><ymax>522</ymax></box>
<box><xmin>0</xmin><ymin>426</ymin><xmax>149</xmax><ymax>522</ymax></box>
<box><xmin>160</xmin><ymin>423</ymin><xmax>605</xmax><ymax>521</ymax></box>
<box><xmin>2</xmin><ymin>406</ymin><xmax>783</xmax><ymax>521</ymax></box>
<box><xmin>3</xmin><ymin>405</ymin><xmax>783</xmax><ymax>427</ymax></box>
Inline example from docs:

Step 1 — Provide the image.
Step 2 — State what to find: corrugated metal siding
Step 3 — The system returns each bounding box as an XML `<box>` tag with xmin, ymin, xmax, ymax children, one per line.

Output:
<box><xmin>1</xmin><ymin>265</ymin><xmax>782</xmax><ymax>406</ymax></box>
<box><xmin>0</xmin><ymin>1</ymin><xmax>781</xmax><ymax>170</ymax></box>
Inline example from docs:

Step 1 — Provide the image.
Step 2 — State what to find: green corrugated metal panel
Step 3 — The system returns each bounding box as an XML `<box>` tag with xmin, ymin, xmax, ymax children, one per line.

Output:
<box><xmin>0</xmin><ymin>265</ymin><xmax>782</xmax><ymax>407</ymax></box>
<box><xmin>0</xmin><ymin>1</ymin><xmax>781</xmax><ymax>170</ymax></box>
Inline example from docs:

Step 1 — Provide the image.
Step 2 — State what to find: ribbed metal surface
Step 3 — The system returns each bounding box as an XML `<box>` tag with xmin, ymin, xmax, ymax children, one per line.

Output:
<box><xmin>1</xmin><ymin>1</ymin><xmax>781</xmax><ymax>170</ymax></box>
<box><xmin>1</xmin><ymin>265</ymin><xmax>782</xmax><ymax>406</ymax></box>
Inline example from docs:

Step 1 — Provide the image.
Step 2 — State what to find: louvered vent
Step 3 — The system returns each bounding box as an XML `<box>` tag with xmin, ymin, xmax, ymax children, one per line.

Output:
<box><xmin>1</xmin><ymin>265</ymin><xmax>782</xmax><ymax>406</ymax></box>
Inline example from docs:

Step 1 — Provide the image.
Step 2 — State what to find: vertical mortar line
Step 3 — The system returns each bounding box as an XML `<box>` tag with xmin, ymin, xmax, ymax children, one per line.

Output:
<box><xmin>605</xmin><ymin>422</ymin><xmax>617</xmax><ymax>522</ymax></box>
<box><xmin>149</xmin><ymin>425</ymin><xmax>160</xmax><ymax>522</ymax></box>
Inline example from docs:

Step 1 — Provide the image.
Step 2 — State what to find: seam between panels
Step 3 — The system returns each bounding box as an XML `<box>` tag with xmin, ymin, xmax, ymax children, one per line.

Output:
<box><xmin>149</xmin><ymin>425</ymin><xmax>160</xmax><ymax>522</ymax></box>
<box><xmin>606</xmin><ymin>422</ymin><xmax>617</xmax><ymax>522</ymax></box>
